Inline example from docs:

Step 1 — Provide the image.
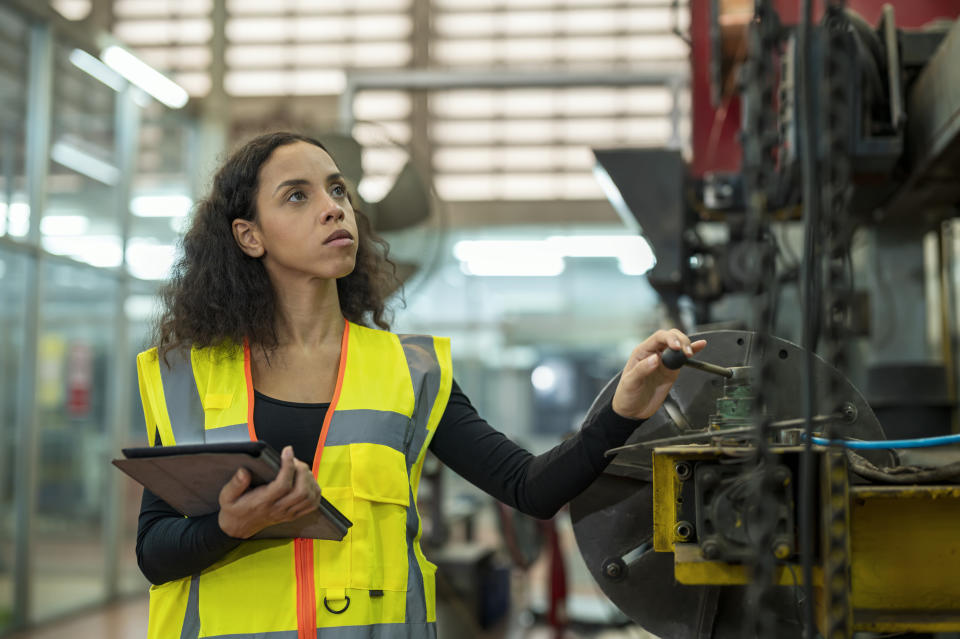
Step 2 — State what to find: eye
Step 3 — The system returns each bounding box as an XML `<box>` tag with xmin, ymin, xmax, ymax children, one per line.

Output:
<box><xmin>286</xmin><ymin>190</ymin><xmax>307</xmax><ymax>203</ymax></box>
<box><xmin>331</xmin><ymin>183</ymin><xmax>347</xmax><ymax>198</ymax></box>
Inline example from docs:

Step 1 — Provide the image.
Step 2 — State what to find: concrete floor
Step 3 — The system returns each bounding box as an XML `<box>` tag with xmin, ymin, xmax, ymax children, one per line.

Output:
<box><xmin>4</xmin><ymin>597</ymin><xmax>148</xmax><ymax>639</ymax></box>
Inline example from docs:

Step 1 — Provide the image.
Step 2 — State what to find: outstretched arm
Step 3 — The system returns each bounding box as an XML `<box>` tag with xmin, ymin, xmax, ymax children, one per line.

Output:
<box><xmin>430</xmin><ymin>329</ymin><xmax>704</xmax><ymax>519</ymax></box>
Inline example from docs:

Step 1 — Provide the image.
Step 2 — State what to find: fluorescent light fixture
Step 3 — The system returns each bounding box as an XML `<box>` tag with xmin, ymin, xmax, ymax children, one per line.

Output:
<box><xmin>358</xmin><ymin>176</ymin><xmax>393</xmax><ymax>203</ymax></box>
<box><xmin>223</xmin><ymin>69</ymin><xmax>346</xmax><ymax>97</ymax></box>
<box><xmin>0</xmin><ymin>201</ymin><xmax>30</xmax><ymax>237</ymax></box>
<box><xmin>51</xmin><ymin>141</ymin><xmax>120</xmax><ymax>185</ymax></box>
<box><xmin>42</xmin><ymin>235</ymin><xmax>123</xmax><ymax>268</ymax></box>
<box><xmin>618</xmin><ymin>253</ymin><xmax>656</xmax><ymax>276</ymax></box>
<box><xmin>547</xmin><ymin>234</ymin><xmax>629</xmax><ymax>257</ymax></box>
<box><xmin>52</xmin><ymin>0</ymin><xmax>91</xmax><ymax>21</ymax></box>
<box><xmin>40</xmin><ymin>215</ymin><xmax>90</xmax><ymax>236</ymax></box>
<box><xmin>101</xmin><ymin>45</ymin><xmax>189</xmax><ymax>109</ymax></box>
<box><xmin>353</xmin><ymin>91</ymin><xmax>412</xmax><ymax>121</ymax></box>
<box><xmin>620</xmin><ymin>237</ymin><xmax>658</xmax><ymax>275</ymax></box>
<box><xmin>69</xmin><ymin>48</ymin><xmax>125</xmax><ymax>91</ymax></box>
<box><xmin>362</xmin><ymin>148</ymin><xmax>408</xmax><ymax>174</ymax></box>
<box><xmin>453</xmin><ymin>235</ymin><xmax>655</xmax><ymax>277</ymax></box>
<box><xmin>131</xmin><ymin>194</ymin><xmax>193</xmax><ymax>218</ymax></box>
<box><xmin>455</xmin><ymin>240</ymin><xmax>565</xmax><ymax>276</ymax></box>
<box><xmin>460</xmin><ymin>257</ymin><xmax>565</xmax><ymax>277</ymax></box>
<box><xmin>547</xmin><ymin>234</ymin><xmax>657</xmax><ymax>275</ymax></box>
<box><xmin>453</xmin><ymin>240</ymin><xmax>554</xmax><ymax>263</ymax></box>
<box><xmin>127</xmin><ymin>239</ymin><xmax>177</xmax><ymax>280</ymax></box>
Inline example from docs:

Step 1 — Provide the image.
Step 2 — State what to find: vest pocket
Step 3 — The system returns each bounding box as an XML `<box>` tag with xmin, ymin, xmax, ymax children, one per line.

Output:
<box><xmin>348</xmin><ymin>443</ymin><xmax>411</xmax><ymax>592</ymax></box>
<box><xmin>201</xmin><ymin>390</ymin><xmax>243</xmax><ymax>431</ymax></box>
<box><xmin>313</xmin><ymin>486</ymin><xmax>353</xmax><ymax>590</ymax></box>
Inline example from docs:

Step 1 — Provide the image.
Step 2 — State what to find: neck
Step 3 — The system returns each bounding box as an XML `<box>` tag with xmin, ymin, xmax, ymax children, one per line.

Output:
<box><xmin>271</xmin><ymin>276</ymin><xmax>345</xmax><ymax>349</ymax></box>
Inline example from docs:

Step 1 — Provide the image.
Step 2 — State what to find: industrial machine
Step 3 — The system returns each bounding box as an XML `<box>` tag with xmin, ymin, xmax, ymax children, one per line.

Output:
<box><xmin>575</xmin><ymin>0</ymin><xmax>960</xmax><ymax>637</ymax></box>
<box><xmin>571</xmin><ymin>331</ymin><xmax>960</xmax><ymax>637</ymax></box>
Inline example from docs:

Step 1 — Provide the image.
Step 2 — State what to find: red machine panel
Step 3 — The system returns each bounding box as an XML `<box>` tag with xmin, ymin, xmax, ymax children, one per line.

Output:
<box><xmin>689</xmin><ymin>0</ymin><xmax>960</xmax><ymax>178</ymax></box>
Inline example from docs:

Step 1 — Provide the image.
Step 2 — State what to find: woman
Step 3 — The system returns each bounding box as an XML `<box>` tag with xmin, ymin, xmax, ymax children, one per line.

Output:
<box><xmin>136</xmin><ymin>131</ymin><xmax>705</xmax><ymax>639</ymax></box>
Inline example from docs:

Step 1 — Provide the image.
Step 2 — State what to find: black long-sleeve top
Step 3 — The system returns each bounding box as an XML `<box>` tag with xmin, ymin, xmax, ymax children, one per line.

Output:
<box><xmin>137</xmin><ymin>378</ymin><xmax>638</xmax><ymax>585</ymax></box>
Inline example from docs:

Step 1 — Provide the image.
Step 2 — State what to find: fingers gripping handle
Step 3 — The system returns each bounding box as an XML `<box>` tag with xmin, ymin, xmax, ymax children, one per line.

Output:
<box><xmin>662</xmin><ymin>348</ymin><xmax>734</xmax><ymax>378</ymax></box>
<box><xmin>661</xmin><ymin>348</ymin><xmax>688</xmax><ymax>370</ymax></box>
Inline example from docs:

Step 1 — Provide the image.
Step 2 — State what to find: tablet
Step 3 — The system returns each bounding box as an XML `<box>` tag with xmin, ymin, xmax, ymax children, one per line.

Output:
<box><xmin>114</xmin><ymin>441</ymin><xmax>351</xmax><ymax>541</ymax></box>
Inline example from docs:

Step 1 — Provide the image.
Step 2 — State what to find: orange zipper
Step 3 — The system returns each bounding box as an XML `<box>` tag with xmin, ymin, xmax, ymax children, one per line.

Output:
<box><xmin>243</xmin><ymin>338</ymin><xmax>258</xmax><ymax>441</ymax></box>
<box><xmin>296</xmin><ymin>320</ymin><xmax>350</xmax><ymax>639</ymax></box>
<box><xmin>245</xmin><ymin>323</ymin><xmax>350</xmax><ymax>639</ymax></box>
<box><xmin>295</xmin><ymin>538</ymin><xmax>317</xmax><ymax>639</ymax></box>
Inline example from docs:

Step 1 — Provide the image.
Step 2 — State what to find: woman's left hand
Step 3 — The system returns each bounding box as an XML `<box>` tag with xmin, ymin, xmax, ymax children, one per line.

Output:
<box><xmin>611</xmin><ymin>329</ymin><xmax>707</xmax><ymax>420</ymax></box>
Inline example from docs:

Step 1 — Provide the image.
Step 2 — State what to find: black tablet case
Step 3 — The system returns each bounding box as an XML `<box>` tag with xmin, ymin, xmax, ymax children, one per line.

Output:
<box><xmin>113</xmin><ymin>441</ymin><xmax>351</xmax><ymax>541</ymax></box>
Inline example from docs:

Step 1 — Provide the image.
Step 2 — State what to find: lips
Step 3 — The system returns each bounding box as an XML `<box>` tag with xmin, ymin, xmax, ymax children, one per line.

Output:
<box><xmin>323</xmin><ymin>229</ymin><xmax>354</xmax><ymax>245</ymax></box>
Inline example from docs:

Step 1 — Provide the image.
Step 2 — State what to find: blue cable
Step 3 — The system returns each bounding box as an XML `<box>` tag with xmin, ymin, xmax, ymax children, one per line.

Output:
<box><xmin>809</xmin><ymin>433</ymin><xmax>960</xmax><ymax>449</ymax></box>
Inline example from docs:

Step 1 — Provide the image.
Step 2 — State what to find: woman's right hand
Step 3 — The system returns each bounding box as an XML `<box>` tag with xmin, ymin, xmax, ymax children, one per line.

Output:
<box><xmin>217</xmin><ymin>445</ymin><xmax>321</xmax><ymax>539</ymax></box>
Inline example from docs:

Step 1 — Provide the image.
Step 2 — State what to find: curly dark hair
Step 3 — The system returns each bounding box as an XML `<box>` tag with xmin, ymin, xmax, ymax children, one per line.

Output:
<box><xmin>154</xmin><ymin>131</ymin><xmax>400</xmax><ymax>359</ymax></box>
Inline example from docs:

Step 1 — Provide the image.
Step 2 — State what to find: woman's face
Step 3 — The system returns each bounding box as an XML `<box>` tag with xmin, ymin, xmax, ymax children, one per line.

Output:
<box><xmin>239</xmin><ymin>141</ymin><xmax>359</xmax><ymax>283</ymax></box>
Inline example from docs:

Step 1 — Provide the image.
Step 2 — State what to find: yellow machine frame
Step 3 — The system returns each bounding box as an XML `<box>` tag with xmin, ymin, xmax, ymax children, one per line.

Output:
<box><xmin>651</xmin><ymin>445</ymin><xmax>960</xmax><ymax>634</ymax></box>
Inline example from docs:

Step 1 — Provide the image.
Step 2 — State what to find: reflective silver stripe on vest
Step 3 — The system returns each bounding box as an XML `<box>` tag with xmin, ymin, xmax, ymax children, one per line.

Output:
<box><xmin>158</xmin><ymin>348</ymin><xmax>205</xmax><ymax>445</ymax></box>
<box><xmin>324</xmin><ymin>410</ymin><xmax>409</xmax><ymax>453</ymax></box>
<box><xmin>205</xmin><ymin>631</ymin><xmax>298</xmax><ymax>639</ymax></box>
<box><xmin>158</xmin><ymin>350</ymin><xmax>248</xmax><ymax>445</ymax></box>
<box><xmin>397</xmin><ymin>336</ymin><xmax>441</xmax><ymax>472</ymax></box>
<box><xmin>180</xmin><ymin>575</ymin><xmax>201</xmax><ymax>639</ymax></box>
<box><xmin>397</xmin><ymin>335</ymin><xmax>442</xmax><ymax>625</ymax></box>
<box><xmin>316</xmin><ymin>623</ymin><xmax>437</xmax><ymax>639</ymax></box>
<box><xmin>204</xmin><ymin>422</ymin><xmax>250</xmax><ymax>443</ymax></box>
<box><xmin>203</xmin><ymin>623</ymin><xmax>437</xmax><ymax>639</ymax></box>
<box><xmin>404</xmin><ymin>484</ymin><xmax>427</xmax><ymax>625</ymax></box>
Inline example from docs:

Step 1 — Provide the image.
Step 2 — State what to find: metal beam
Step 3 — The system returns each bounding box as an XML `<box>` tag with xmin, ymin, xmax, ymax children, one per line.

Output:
<box><xmin>103</xmin><ymin>84</ymin><xmax>140</xmax><ymax>601</ymax></box>
<box><xmin>13</xmin><ymin>20</ymin><xmax>54</xmax><ymax>629</ymax></box>
<box><xmin>339</xmin><ymin>66</ymin><xmax>688</xmax><ymax>130</ymax></box>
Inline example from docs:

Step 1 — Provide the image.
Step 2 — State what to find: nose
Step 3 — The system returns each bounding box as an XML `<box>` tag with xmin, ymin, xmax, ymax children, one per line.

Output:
<box><xmin>319</xmin><ymin>194</ymin><xmax>345</xmax><ymax>224</ymax></box>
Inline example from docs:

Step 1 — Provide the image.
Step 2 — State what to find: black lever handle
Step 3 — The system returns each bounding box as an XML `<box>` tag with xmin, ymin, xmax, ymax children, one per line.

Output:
<box><xmin>662</xmin><ymin>349</ymin><xmax>734</xmax><ymax>379</ymax></box>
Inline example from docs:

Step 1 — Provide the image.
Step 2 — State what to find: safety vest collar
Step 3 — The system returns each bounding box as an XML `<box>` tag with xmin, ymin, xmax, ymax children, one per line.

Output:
<box><xmin>145</xmin><ymin>320</ymin><xmax>428</xmax><ymax>451</ymax></box>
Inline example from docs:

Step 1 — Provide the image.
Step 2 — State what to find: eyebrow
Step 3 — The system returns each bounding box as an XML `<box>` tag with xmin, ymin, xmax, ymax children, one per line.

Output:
<box><xmin>272</xmin><ymin>173</ymin><xmax>345</xmax><ymax>196</ymax></box>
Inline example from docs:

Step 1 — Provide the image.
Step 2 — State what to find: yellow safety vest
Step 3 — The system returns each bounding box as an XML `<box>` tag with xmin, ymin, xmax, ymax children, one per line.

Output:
<box><xmin>136</xmin><ymin>320</ymin><xmax>452</xmax><ymax>639</ymax></box>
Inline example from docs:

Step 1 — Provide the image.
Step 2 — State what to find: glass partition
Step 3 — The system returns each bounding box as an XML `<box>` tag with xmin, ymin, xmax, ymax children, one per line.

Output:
<box><xmin>30</xmin><ymin>262</ymin><xmax>118</xmax><ymax>622</ymax></box>
<box><xmin>0</xmin><ymin>0</ymin><xmax>201</xmax><ymax>628</ymax></box>
<box><xmin>0</xmin><ymin>248</ymin><xmax>28</xmax><ymax>632</ymax></box>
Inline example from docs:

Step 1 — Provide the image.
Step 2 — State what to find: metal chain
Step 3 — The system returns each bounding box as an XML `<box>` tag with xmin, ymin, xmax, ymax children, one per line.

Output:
<box><xmin>739</xmin><ymin>2</ymin><xmax>855</xmax><ymax>637</ymax></box>
<box><xmin>819</xmin><ymin>3</ymin><xmax>855</xmax><ymax>637</ymax></box>
<box><xmin>740</xmin><ymin>1</ymin><xmax>784</xmax><ymax>636</ymax></box>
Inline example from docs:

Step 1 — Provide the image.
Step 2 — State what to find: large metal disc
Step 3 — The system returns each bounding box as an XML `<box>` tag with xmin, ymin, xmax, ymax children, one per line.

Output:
<box><xmin>570</xmin><ymin>330</ymin><xmax>886</xmax><ymax>638</ymax></box>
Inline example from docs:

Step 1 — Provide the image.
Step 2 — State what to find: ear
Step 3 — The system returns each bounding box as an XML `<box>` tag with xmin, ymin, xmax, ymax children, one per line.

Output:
<box><xmin>232</xmin><ymin>218</ymin><xmax>265</xmax><ymax>258</ymax></box>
